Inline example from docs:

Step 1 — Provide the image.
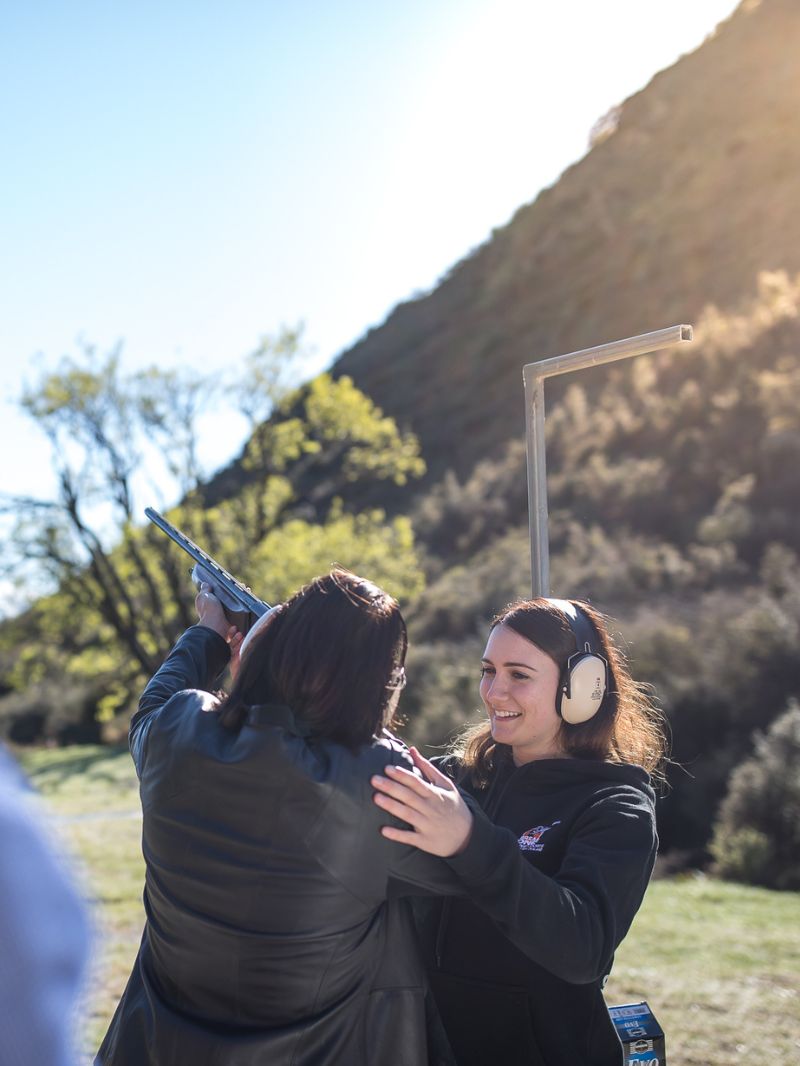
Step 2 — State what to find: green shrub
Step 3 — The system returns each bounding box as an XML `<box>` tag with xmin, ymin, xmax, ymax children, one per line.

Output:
<box><xmin>711</xmin><ymin>827</ymin><xmax>773</xmax><ymax>884</ymax></box>
<box><xmin>710</xmin><ymin>701</ymin><xmax>800</xmax><ymax>889</ymax></box>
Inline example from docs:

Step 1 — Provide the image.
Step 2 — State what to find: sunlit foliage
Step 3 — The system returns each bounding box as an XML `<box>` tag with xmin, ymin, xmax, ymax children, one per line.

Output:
<box><xmin>0</xmin><ymin>331</ymin><xmax>426</xmax><ymax>739</ymax></box>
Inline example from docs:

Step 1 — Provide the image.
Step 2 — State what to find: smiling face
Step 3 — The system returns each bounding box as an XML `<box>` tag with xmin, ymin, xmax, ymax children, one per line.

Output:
<box><xmin>479</xmin><ymin>623</ymin><xmax>564</xmax><ymax>765</ymax></box>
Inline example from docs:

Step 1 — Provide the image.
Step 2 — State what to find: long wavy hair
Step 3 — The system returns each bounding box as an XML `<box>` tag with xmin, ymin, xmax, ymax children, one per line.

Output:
<box><xmin>455</xmin><ymin>598</ymin><xmax>667</xmax><ymax>787</ymax></box>
<box><xmin>218</xmin><ymin>567</ymin><xmax>407</xmax><ymax>749</ymax></box>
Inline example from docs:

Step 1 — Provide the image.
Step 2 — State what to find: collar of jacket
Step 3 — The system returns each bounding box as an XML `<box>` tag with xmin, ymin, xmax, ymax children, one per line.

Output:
<box><xmin>246</xmin><ymin>702</ymin><xmax>313</xmax><ymax>738</ymax></box>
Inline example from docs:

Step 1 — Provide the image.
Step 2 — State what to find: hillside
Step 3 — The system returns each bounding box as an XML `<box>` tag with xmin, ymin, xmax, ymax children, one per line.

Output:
<box><xmin>334</xmin><ymin>0</ymin><xmax>800</xmax><ymax>481</ymax></box>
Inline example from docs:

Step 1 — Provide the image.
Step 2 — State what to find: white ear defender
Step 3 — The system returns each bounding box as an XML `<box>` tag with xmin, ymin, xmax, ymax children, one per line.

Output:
<box><xmin>547</xmin><ymin>599</ymin><xmax>609</xmax><ymax>725</ymax></box>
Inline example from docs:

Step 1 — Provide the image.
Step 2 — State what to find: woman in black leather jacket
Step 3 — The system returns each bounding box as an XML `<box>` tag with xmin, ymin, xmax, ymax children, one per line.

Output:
<box><xmin>96</xmin><ymin>568</ymin><xmax>459</xmax><ymax>1066</ymax></box>
<box><xmin>372</xmin><ymin>597</ymin><xmax>666</xmax><ymax>1066</ymax></box>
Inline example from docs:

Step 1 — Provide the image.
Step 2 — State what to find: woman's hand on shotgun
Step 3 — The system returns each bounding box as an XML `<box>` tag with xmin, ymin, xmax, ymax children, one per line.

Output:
<box><xmin>195</xmin><ymin>584</ymin><xmax>244</xmax><ymax>679</ymax></box>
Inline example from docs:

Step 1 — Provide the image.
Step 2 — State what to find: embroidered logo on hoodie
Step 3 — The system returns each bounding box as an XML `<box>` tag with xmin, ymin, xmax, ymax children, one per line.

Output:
<box><xmin>518</xmin><ymin>821</ymin><xmax>561</xmax><ymax>852</ymax></box>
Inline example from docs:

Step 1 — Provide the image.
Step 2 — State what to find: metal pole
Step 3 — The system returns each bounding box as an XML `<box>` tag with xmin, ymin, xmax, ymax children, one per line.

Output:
<box><xmin>524</xmin><ymin>370</ymin><xmax>549</xmax><ymax>598</ymax></box>
<box><xmin>523</xmin><ymin>324</ymin><xmax>693</xmax><ymax>598</ymax></box>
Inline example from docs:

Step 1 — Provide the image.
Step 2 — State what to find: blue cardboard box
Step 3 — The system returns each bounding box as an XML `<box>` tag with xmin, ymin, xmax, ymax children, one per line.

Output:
<box><xmin>608</xmin><ymin>1001</ymin><xmax>666</xmax><ymax>1064</ymax></box>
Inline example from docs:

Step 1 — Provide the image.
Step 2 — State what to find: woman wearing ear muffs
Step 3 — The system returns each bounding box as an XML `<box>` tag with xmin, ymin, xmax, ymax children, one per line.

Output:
<box><xmin>371</xmin><ymin>598</ymin><xmax>666</xmax><ymax>1066</ymax></box>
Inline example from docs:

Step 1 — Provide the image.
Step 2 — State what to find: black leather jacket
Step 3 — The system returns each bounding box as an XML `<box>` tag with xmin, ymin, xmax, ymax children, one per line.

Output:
<box><xmin>96</xmin><ymin>625</ymin><xmax>459</xmax><ymax>1066</ymax></box>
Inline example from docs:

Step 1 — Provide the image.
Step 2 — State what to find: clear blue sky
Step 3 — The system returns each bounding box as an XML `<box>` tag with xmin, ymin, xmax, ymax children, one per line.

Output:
<box><xmin>1</xmin><ymin>0</ymin><xmax>740</xmax><ymax>501</ymax></box>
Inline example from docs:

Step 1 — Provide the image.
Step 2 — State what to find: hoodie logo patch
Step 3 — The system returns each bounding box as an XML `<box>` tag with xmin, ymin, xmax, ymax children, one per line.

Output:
<box><xmin>518</xmin><ymin>822</ymin><xmax>560</xmax><ymax>852</ymax></box>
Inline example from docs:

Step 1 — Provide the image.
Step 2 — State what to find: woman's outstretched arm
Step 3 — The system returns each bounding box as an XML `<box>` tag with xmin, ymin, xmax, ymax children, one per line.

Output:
<box><xmin>129</xmin><ymin>589</ymin><xmax>241</xmax><ymax>777</ymax></box>
<box><xmin>372</xmin><ymin>749</ymin><xmax>657</xmax><ymax>984</ymax></box>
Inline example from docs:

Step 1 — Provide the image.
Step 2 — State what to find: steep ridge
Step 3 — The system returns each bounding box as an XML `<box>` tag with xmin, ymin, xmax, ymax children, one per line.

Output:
<box><xmin>334</xmin><ymin>0</ymin><xmax>800</xmax><ymax>481</ymax></box>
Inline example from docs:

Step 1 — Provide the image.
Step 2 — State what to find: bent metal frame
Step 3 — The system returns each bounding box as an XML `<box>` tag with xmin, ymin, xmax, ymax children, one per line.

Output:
<box><xmin>523</xmin><ymin>324</ymin><xmax>693</xmax><ymax>598</ymax></box>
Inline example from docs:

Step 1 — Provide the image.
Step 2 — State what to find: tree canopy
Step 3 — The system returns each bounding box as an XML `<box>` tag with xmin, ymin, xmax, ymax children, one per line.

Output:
<box><xmin>0</xmin><ymin>331</ymin><xmax>426</xmax><ymax>736</ymax></box>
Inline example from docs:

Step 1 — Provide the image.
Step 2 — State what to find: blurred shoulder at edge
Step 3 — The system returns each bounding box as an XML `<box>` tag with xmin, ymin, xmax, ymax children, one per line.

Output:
<box><xmin>0</xmin><ymin>744</ymin><xmax>90</xmax><ymax>1066</ymax></box>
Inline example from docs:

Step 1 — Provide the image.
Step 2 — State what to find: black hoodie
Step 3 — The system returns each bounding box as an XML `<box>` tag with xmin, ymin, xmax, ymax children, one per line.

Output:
<box><xmin>416</xmin><ymin>753</ymin><xmax>657</xmax><ymax>1066</ymax></box>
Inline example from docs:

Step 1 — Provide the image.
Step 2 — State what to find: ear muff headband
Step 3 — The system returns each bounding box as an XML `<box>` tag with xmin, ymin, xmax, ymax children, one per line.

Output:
<box><xmin>547</xmin><ymin>599</ymin><xmax>609</xmax><ymax>725</ymax></box>
<box><xmin>239</xmin><ymin>604</ymin><xmax>282</xmax><ymax>660</ymax></box>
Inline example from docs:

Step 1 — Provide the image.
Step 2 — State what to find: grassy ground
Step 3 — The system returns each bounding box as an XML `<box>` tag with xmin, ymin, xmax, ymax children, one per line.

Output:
<box><xmin>16</xmin><ymin>744</ymin><xmax>800</xmax><ymax>1065</ymax></box>
<box><xmin>606</xmin><ymin>879</ymin><xmax>800</xmax><ymax>1064</ymax></box>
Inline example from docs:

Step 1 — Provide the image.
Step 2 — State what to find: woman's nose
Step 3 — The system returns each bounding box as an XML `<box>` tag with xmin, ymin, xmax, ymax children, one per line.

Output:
<box><xmin>487</xmin><ymin>677</ymin><xmax>509</xmax><ymax>701</ymax></box>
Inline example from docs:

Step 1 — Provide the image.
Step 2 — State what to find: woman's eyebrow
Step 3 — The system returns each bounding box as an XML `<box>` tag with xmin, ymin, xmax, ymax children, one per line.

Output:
<box><xmin>481</xmin><ymin>658</ymin><xmax>537</xmax><ymax>671</ymax></box>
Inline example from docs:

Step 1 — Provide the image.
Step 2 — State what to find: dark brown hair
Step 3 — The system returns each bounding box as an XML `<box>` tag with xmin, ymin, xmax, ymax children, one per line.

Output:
<box><xmin>218</xmin><ymin>567</ymin><xmax>407</xmax><ymax>748</ymax></box>
<box><xmin>456</xmin><ymin>598</ymin><xmax>667</xmax><ymax>786</ymax></box>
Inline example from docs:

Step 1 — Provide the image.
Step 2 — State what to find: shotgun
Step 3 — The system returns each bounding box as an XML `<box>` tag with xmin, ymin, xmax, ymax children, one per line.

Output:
<box><xmin>144</xmin><ymin>507</ymin><xmax>271</xmax><ymax>634</ymax></box>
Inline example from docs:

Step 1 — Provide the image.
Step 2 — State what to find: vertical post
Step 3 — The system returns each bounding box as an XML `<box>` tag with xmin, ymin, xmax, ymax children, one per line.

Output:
<box><xmin>523</xmin><ymin>325</ymin><xmax>693</xmax><ymax>598</ymax></box>
<box><xmin>524</xmin><ymin>370</ymin><xmax>549</xmax><ymax>598</ymax></box>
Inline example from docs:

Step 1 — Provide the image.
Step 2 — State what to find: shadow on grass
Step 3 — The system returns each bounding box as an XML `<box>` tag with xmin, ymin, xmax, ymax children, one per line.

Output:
<box><xmin>24</xmin><ymin>745</ymin><xmax>132</xmax><ymax>790</ymax></box>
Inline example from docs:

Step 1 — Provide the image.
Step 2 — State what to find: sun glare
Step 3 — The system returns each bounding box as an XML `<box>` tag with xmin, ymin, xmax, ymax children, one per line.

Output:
<box><xmin>385</xmin><ymin>0</ymin><xmax>739</xmax><ymax>279</ymax></box>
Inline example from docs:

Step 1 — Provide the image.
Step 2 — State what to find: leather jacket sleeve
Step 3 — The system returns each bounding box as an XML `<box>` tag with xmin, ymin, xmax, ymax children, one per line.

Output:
<box><xmin>129</xmin><ymin>625</ymin><xmax>230</xmax><ymax>779</ymax></box>
<box><xmin>443</xmin><ymin>790</ymin><xmax>657</xmax><ymax>984</ymax></box>
<box><xmin>379</xmin><ymin>746</ymin><xmax>468</xmax><ymax>900</ymax></box>
<box><xmin>301</xmin><ymin>735</ymin><xmax>467</xmax><ymax>903</ymax></box>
